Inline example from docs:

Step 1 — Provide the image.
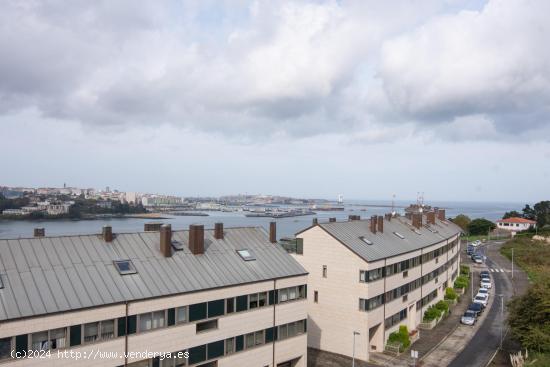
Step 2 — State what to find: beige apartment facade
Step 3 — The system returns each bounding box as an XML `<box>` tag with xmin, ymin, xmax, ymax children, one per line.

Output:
<box><xmin>292</xmin><ymin>209</ymin><xmax>462</xmax><ymax>363</ymax></box>
<box><xmin>0</xmin><ymin>223</ymin><xmax>308</xmax><ymax>367</ymax></box>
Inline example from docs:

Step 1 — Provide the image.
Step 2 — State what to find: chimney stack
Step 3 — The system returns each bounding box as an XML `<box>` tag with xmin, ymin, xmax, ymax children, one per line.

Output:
<box><xmin>269</xmin><ymin>222</ymin><xmax>277</xmax><ymax>243</ymax></box>
<box><xmin>34</xmin><ymin>228</ymin><xmax>45</xmax><ymax>237</ymax></box>
<box><xmin>377</xmin><ymin>216</ymin><xmax>384</xmax><ymax>233</ymax></box>
<box><xmin>437</xmin><ymin>209</ymin><xmax>446</xmax><ymax>221</ymax></box>
<box><xmin>427</xmin><ymin>211</ymin><xmax>436</xmax><ymax>225</ymax></box>
<box><xmin>412</xmin><ymin>213</ymin><xmax>423</xmax><ymax>229</ymax></box>
<box><xmin>214</xmin><ymin>222</ymin><xmax>224</xmax><ymax>240</ymax></box>
<box><xmin>189</xmin><ymin>224</ymin><xmax>205</xmax><ymax>255</ymax></box>
<box><xmin>160</xmin><ymin>224</ymin><xmax>172</xmax><ymax>257</ymax></box>
<box><xmin>329</xmin><ymin>217</ymin><xmax>336</xmax><ymax>222</ymax></box>
<box><xmin>102</xmin><ymin>226</ymin><xmax>113</xmax><ymax>242</ymax></box>
<box><xmin>385</xmin><ymin>213</ymin><xmax>392</xmax><ymax>221</ymax></box>
<box><xmin>370</xmin><ymin>215</ymin><xmax>377</xmax><ymax>234</ymax></box>
<box><xmin>144</xmin><ymin>222</ymin><xmax>162</xmax><ymax>232</ymax></box>
<box><xmin>312</xmin><ymin>218</ymin><xmax>318</xmax><ymax>225</ymax></box>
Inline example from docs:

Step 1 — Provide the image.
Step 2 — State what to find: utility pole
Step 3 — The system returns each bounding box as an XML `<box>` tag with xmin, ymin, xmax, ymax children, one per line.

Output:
<box><xmin>471</xmin><ymin>270</ymin><xmax>474</xmax><ymax>301</ymax></box>
<box><xmin>352</xmin><ymin>331</ymin><xmax>360</xmax><ymax>367</ymax></box>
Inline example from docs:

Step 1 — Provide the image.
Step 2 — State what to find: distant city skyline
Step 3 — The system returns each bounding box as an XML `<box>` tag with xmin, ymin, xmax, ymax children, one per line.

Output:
<box><xmin>2</xmin><ymin>0</ymin><xmax>549</xmax><ymax>203</ymax></box>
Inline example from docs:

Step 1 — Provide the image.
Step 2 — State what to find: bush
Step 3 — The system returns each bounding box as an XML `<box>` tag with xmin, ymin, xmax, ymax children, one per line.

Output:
<box><xmin>435</xmin><ymin>300</ymin><xmax>449</xmax><ymax>314</ymax></box>
<box><xmin>423</xmin><ymin>305</ymin><xmax>442</xmax><ymax>321</ymax></box>
<box><xmin>387</xmin><ymin>325</ymin><xmax>411</xmax><ymax>349</ymax></box>
<box><xmin>454</xmin><ymin>275</ymin><xmax>469</xmax><ymax>289</ymax></box>
<box><xmin>444</xmin><ymin>287</ymin><xmax>457</xmax><ymax>300</ymax></box>
<box><xmin>460</xmin><ymin>265</ymin><xmax>470</xmax><ymax>277</ymax></box>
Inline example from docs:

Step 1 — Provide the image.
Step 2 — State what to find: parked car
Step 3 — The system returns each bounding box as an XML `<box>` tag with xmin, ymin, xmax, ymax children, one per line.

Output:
<box><xmin>480</xmin><ymin>270</ymin><xmax>490</xmax><ymax>277</ymax></box>
<box><xmin>473</xmin><ymin>294</ymin><xmax>488</xmax><ymax>308</ymax></box>
<box><xmin>480</xmin><ymin>273</ymin><xmax>490</xmax><ymax>280</ymax></box>
<box><xmin>474</xmin><ymin>256</ymin><xmax>483</xmax><ymax>264</ymax></box>
<box><xmin>461</xmin><ymin>310</ymin><xmax>477</xmax><ymax>325</ymax></box>
<box><xmin>477</xmin><ymin>288</ymin><xmax>490</xmax><ymax>299</ymax></box>
<box><xmin>468</xmin><ymin>303</ymin><xmax>483</xmax><ymax>316</ymax></box>
<box><xmin>480</xmin><ymin>278</ymin><xmax>492</xmax><ymax>289</ymax></box>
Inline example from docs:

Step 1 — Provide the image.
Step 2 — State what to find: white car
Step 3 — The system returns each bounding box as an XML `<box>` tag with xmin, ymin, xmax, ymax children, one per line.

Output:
<box><xmin>480</xmin><ymin>278</ymin><xmax>492</xmax><ymax>289</ymax></box>
<box><xmin>474</xmin><ymin>256</ymin><xmax>483</xmax><ymax>264</ymax></box>
<box><xmin>477</xmin><ymin>288</ymin><xmax>490</xmax><ymax>299</ymax></box>
<box><xmin>473</xmin><ymin>294</ymin><xmax>488</xmax><ymax>308</ymax></box>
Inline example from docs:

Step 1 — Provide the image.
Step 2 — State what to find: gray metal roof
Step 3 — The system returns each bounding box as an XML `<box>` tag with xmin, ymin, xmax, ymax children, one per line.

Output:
<box><xmin>315</xmin><ymin>216</ymin><xmax>462</xmax><ymax>262</ymax></box>
<box><xmin>0</xmin><ymin>227</ymin><xmax>307</xmax><ymax>321</ymax></box>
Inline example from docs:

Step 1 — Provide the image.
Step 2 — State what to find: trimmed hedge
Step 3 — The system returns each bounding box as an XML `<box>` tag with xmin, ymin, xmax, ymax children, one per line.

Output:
<box><xmin>444</xmin><ymin>287</ymin><xmax>458</xmax><ymax>300</ymax></box>
<box><xmin>435</xmin><ymin>300</ymin><xmax>449</xmax><ymax>314</ymax></box>
<box><xmin>460</xmin><ymin>265</ymin><xmax>470</xmax><ymax>277</ymax></box>
<box><xmin>454</xmin><ymin>275</ymin><xmax>469</xmax><ymax>289</ymax></box>
<box><xmin>423</xmin><ymin>305</ymin><xmax>443</xmax><ymax>321</ymax></box>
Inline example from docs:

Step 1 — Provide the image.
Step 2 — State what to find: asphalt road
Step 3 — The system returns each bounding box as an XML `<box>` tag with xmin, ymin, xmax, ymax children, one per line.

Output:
<box><xmin>448</xmin><ymin>242</ymin><xmax>514</xmax><ymax>367</ymax></box>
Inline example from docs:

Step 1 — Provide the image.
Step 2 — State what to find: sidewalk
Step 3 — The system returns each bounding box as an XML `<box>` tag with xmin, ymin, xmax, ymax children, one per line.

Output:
<box><xmin>369</xmin><ymin>271</ymin><xmax>475</xmax><ymax>367</ymax></box>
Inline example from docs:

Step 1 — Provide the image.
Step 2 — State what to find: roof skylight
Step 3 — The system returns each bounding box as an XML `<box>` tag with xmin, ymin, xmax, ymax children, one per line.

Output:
<box><xmin>393</xmin><ymin>232</ymin><xmax>405</xmax><ymax>239</ymax></box>
<box><xmin>426</xmin><ymin>227</ymin><xmax>438</xmax><ymax>233</ymax></box>
<box><xmin>114</xmin><ymin>260</ymin><xmax>137</xmax><ymax>275</ymax></box>
<box><xmin>360</xmin><ymin>236</ymin><xmax>373</xmax><ymax>245</ymax></box>
<box><xmin>237</xmin><ymin>249</ymin><xmax>256</xmax><ymax>261</ymax></box>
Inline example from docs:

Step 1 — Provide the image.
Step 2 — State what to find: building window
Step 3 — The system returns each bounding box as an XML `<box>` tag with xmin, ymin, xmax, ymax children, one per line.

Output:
<box><xmin>207</xmin><ymin>340</ymin><xmax>224</xmax><ymax>359</ymax></box>
<box><xmin>249</xmin><ymin>293</ymin><xmax>259</xmax><ymax>309</ymax></box>
<box><xmin>259</xmin><ymin>292</ymin><xmax>267</xmax><ymax>307</ymax></box>
<box><xmin>279</xmin><ymin>325</ymin><xmax>288</xmax><ymax>340</ymax></box>
<box><xmin>226</xmin><ymin>298</ymin><xmax>235</xmax><ymax>314</ymax></box>
<box><xmin>322</xmin><ymin>265</ymin><xmax>327</xmax><ymax>278</ymax></box>
<box><xmin>255</xmin><ymin>330</ymin><xmax>264</xmax><ymax>345</ymax></box>
<box><xmin>197</xmin><ymin>320</ymin><xmax>218</xmax><ymax>333</ymax></box>
<box><xmin>208</xmin><ymin>300</ymin><xmax>225</xmax><ymax>318</ymax></box>
<box><xmin>288</xmin><ymin>287</ymin><xmax>297</xmax><ymax>301</ymax></box>
<box><xmin>0</xmin><ymin>338</ymin><xmax>10</xmax><ymax>360</ymax></box>
<box><xmin>225</xmin><ymin>338</ymin><xmax>234</xmax><ymax>355</ymax></box>
<box><xmin>246</xmin><ymin>333</ymin><xmax>255</xmax><ymax>348</ymax></box>
<box><xmin>83</xmin><ymin>322</ymin><xmax>99</xmax><ymax>343</ymax></box>
<box><xmin>279</xmin><ymin>288</ymin><xmax>289</xmax><ymax>303</ymax></box>
<box><xmin>314</xmin><ymin>291</ymin><xmax>318</xmax><ymax>303</ymax></box>
<box><xmin>236</xmin><ymin>295</ymin><xmax>248</xmax><ymax>312</ymax></box>
<box><xmin>177</xmin><ymin>306</ymin><xmax>187</xmax><ymax>323</ymax></box>
<box><xmin>402</xmin><ymin>295</ymin><xmax>408</xmax><ymax>302</ymax></box>
<box><xmin>100</xmin><ymin>320</ymin><xmax>115</xmax><ymax>340</ymax></box>
<box><xmin>49</xmin><ymin>328</ymin><xmax>67</xmax><ymax>349</ymax></box>
<box><xmin>31</xmin><ymin>331</ymin><xmax>49</xmax><ymax>351</ymax></box>
<box><xmin>189</xmin><ymin>303</ymin><xmax>208</xmax><ymax>322</ymax></box>
<box><xmin>403</xmin><ymin>271</ymin><xmax>408</xmax><ymax>278</ymax></box>
<box><xmin>152</xmin><ymin>311</ymin><xmax>165</xmax><ymax>329</ymax></box>
<box><xmin>298</xmin><ymin>285</ymin><xmax>306</xmax><ymax>299</ymax></box>
<box><xmin>70</xmin><ymin>325</ymin><xmax>81</xmax><ymax>346</ymax></box>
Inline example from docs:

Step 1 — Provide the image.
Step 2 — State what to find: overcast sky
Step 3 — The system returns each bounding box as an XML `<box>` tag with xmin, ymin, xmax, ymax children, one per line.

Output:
<box><xmin>1</xmin><ymin>0</ymin><xmax>549</xmax><ymax>203</ymax></box>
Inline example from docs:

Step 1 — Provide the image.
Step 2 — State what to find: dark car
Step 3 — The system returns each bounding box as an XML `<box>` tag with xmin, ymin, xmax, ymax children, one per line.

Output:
<box><xmin>480</xmin><ymin>270</ymin><xmax>490</xmax><ymax>278</ymax></box>
<box><xmin>468</xmin><ymin>303</ymin><xmax>483</xmax><ymax>316</ymax></box>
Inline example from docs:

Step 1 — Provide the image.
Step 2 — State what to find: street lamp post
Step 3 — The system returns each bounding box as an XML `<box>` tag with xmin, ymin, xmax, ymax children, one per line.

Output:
<box><xmin>511</xmin><ymin>248</ymin><xmax>514</xmax><ymax>280</ymax></box>
<box><xmin>352</xmin><ymin>331</ymin><xmax>360</xmax><ymax>367</ymax></box>
<box><xmin>499</xmin><ymin>294</ymin><xmax>504</xmax><ymax>349</ymax></box>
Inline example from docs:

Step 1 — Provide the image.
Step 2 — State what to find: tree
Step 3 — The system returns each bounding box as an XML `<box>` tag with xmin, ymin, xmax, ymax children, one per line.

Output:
<box><xmin>468</xmin><ymin>218</ymin><xmax>496</xmax><ymax>235</ymax></box>
<box><xmin>503</xmin><ymin>210</ymin><xmax>522</xmax><ymax>219</ymax></box>
<box><xmin>533</xmin><ymin>201</ymin><xmax>550</xmax><ymax>228</ymax></box>
<box><xmin>450</xmin><ymin>214</ymin><xmax>471</xmax><ymax>232</ymax></box>
<box><xmin>522</xmin><ymin>204</ymin><xmax>536</xmax><ymax>220</ymax></box>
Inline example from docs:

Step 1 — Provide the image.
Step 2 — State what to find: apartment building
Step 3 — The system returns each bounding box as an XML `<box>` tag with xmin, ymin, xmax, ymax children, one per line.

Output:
<box><xmin>0</xmin><ymin>222</ymin><xmax>308</xmax><ymax>367</ymax></box>
<box><xmin>292</xmin><ymin>209</ymin><xmax>462</xmax><ymax>363</ymax></box>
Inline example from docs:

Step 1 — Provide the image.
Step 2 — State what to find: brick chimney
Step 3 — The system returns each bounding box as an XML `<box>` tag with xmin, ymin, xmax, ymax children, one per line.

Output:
<box><xmin>189</xmin><ymin>224</ymin><xmax>204</xmax><ymax>255</ymax></box>
<box><xmin>102</xmin><ymin>226</ymin><xmax>113</xmax><ymax>242</ymax></box>
<box><xmin>329</xmin><ymin>217</ymin><xmax>336</xmax><ymax>222</ymax></box>
<box><xmin>214</xmin><ymin>222</ymin><xmax>224</xmax><ymax>240</ymax></box>
<box><xmin>370</xmin><ymin>215</ymin><xmax>377</xmax><ymax>234</ymax></box>
<box><xmin>160</xmin><ymin>224</ymin><xmax>172</xmax><ymax>257</ymax></box>
<box><xmin>269</xmin><ymin>222</ymin><xmax>277</xmax><ymax>243</ymax></box>
<box><xmin>34</xmin><ymin>228</ymin><xmax>45</xmax><ymax>237</ymax></box>
<box><xmin>312</xmin><ymin>218</ymin><xmax>318</xmax><ymax>225</ymax></box>
<box><xmin>412</xmin><ymin>213</ymin><xmax>423</xmax><ymax>229</ymax></box>
<box><xmin>427</xmin><ymin>211</ymin><xmax>436</xmax><ymax>225</ymax></box>
<box><xmin>437</xmin><ymin>209</ymin><xmax>446</xmax><ymax>221</ymax></box>
<box><xmin>377</xmin><ymin>216</ymin><xmax>384</xmax><ymax>233</ymax></box>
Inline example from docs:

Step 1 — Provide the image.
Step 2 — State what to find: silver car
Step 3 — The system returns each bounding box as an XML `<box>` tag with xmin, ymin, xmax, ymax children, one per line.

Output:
<box><xmin>461</xmin><ymin>310</ymin><xmax>477</xmax><ymax>325</ymax></box>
